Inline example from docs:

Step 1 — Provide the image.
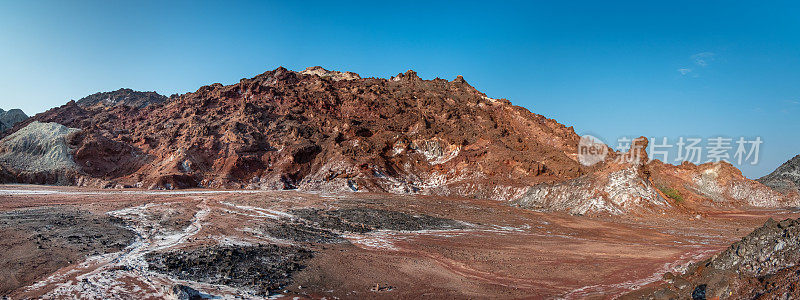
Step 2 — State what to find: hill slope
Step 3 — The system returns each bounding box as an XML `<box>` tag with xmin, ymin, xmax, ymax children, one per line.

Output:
<box><xmin>4</xmin><ymin>67</ymin><xmax>585</xmax><ymax>196</ymax></box>
<box><xmin>758</xmin><ymin>155</ymin><xmax>800</xmax><ymax>197</ymax></box>
<box><xmin>625</xmin><ymin>217</ymin><xmax>800</xmax><ymax>299</ymax></box>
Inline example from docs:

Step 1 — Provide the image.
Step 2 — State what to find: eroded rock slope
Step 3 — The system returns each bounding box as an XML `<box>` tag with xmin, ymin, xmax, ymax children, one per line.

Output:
<box><xmin>2</xmin><ymin>67</ymin><xmax>584</xmax><ymax>196</ymax></box>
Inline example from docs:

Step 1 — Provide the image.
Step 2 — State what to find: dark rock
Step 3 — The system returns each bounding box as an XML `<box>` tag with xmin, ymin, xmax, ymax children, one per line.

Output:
<box><xmin>759</xmin><ymin>155</ymin><xmax>800</xmax><ymax>196</ymax></box>
<box><xmin>146</xmin><ymin>244</ymin><xmax>313</xmax><ymax>296</ymax></box>
<box><xmin>262</xmin><ymin>221</ymin><xmax>346</xmax><ymax>244</ymax></box>
<box><xmin>291</xmin><ymin>207</ymin><xmax>464</xmax><ymax>233</ymax></box>
<box><xmin>691</xmin><ymin>284</ymin><xmax>707</xmax><ymax>300</ymax></box>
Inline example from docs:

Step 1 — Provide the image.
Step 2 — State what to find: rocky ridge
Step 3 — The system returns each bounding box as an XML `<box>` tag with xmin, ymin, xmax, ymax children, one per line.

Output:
<box><xmin>514</xmin><ymin>137</ymin><xmax>670</xmax><ymax>215</ymax></box>
<box><xmin>299</xmin><ymin>66</ymin><xmax>361</xmax><ymax>81</ymax></box>
<box><xmin>0</xmin><ymin>109</ymin><xmax>28</xmax><ymax>132</ymax></box>
<box><xmin>75</xmin><ymin>88</ymin><xmax>168</xmax><ymax>109</ymax></box>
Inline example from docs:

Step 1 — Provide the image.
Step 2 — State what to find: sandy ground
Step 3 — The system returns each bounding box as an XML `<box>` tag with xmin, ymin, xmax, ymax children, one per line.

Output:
<box><xmin>1</xmin><ymin>184</ymin><xmax>797</xmax><ymax>299</ymax></box>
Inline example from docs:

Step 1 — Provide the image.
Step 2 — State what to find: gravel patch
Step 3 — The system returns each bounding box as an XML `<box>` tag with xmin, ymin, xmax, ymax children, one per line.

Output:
<box><xmin>291</xmin><ymin>207</ymin><xmax>465</xmax><ymax>233</ymax></box>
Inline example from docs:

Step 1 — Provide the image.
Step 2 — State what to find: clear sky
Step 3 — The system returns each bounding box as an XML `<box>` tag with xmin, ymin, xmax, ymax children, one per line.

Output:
<box><xmin>1</xmin><ymin>1</ymin><xmax>798</xmax><ymax>178</ymax></box>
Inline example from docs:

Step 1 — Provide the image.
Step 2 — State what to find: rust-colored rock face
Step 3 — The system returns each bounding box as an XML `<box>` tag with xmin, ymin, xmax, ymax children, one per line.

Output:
<box><xmin>3</xmin><ymin>67</ymin><xmax>585</xmax><ymax>195</ymax></box>
<box><xmin>0</xmin><ymin>67</ymin><xmax>792</xmax><ymax>214</ymax></box>
<box><xmin>649</xmin><ymin>160</ymin><xmax>795</xmax><ymax>208</ymax></box>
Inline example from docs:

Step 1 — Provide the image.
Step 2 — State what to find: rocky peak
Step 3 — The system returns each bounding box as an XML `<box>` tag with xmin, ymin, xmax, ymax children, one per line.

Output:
<box><xmin>391</xmin><ymin>70</ymin><xmax>421</xmax><ymax>82</ymax></box>
<box><xmin>76</xmin><ymin>88</ymin><xmax>168</xmax><ymax>109</ymax></box>
<box><xmin>300</xmin><ymin>66</ymin><xmax>361</xmax><ymax>81</ymax></box>
<box><xmin>630</xmin><ymin>136</ymin><xmax>649</xmax><ymax>166</ymax></box>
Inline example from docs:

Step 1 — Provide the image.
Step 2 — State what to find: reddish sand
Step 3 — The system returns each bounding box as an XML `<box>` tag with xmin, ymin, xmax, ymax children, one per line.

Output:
<box><xmin>1</xmin><ymin>184</ymin><xmax>797</xmax><ymax>299</ymax></box>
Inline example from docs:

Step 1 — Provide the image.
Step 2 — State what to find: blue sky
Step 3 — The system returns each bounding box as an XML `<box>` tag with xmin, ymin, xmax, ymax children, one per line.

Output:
<box><xmin>1</xmin><ymin>1</ymin><xmax>798</xmax><ymax>178</ymax></box>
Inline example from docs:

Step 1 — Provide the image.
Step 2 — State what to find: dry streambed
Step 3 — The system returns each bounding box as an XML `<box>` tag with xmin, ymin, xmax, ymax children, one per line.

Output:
<box><xmin>3</xmin><ymin>193</ymin><xmax>468</xmax><ymax>299</ymax></box>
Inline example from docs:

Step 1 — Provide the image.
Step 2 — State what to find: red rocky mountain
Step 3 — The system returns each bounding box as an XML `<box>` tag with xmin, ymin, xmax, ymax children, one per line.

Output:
<box><xmin>2</xmin><ymin>67</ymin><xmax>583</xmax><ymax>195</ymax></box>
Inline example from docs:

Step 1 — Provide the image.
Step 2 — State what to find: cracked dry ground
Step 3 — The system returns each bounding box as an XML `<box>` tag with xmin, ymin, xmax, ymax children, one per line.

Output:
<box><xmin>1</xmin><ymin>185</ymin><xmax>799</xmax><ymax>299</ymax></box>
